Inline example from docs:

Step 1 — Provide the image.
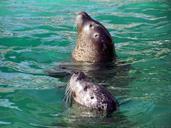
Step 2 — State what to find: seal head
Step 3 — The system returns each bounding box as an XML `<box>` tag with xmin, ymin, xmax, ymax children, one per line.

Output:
<box><xmin>72</xmin><ymin>12</ymin><xmax>116</xmax><ymax>63</ymax></box>
<box><xmin>66</xmin><ymin>72</ymin><xmax>118</xmax><ymax>115</ymax></box>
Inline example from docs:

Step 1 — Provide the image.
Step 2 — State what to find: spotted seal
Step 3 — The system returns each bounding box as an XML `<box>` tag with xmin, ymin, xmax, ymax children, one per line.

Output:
<box><xmin>65</xmin><ymin>72</ymin><xmax>118</xmax><ymax>115</ymax></box>
<box><xmin>72</xmin><ymin>12</ymin><xmax>116</xmax><ymax>63</ymax></box>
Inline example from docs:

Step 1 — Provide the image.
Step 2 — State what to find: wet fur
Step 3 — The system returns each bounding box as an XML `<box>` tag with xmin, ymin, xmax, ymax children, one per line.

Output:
<box><xmin>65</xmin><ymin>72</ymin><xmax>118</xmax><ymax>115</ymax></box>
<box><xmin>72</xmin><ymin>12</ymin><xmax>116</xmax><ymax>63</ymax></box>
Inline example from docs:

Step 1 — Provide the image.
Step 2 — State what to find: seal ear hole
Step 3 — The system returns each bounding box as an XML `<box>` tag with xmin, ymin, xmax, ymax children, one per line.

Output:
<box><xmin>90</xmin><ymin>96</ymin><xmax>94</xmax><ymax>99</ymax></box>
<box><xmin>74</xmin><ymin>71</ymin><xmax>79</xmax><ymax>74</ymax></box>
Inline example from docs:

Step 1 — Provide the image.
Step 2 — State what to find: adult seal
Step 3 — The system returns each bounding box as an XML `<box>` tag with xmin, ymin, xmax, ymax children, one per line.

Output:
<box><xmin>72</xmin><ymin>12</ymin><xmax>116</xmax><ymax>63</ymax></box>
<box><xmin>65</xmin><ymin>72</ymin><xmax>118</xmax><ymax>115</ymax></box>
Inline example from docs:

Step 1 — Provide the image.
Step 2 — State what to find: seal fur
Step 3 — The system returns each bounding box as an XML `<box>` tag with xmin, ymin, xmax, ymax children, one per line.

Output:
<box><xmin>72</xmin><ymin>12</ymin><xmax>116</xmax><ymax>63</ymax></box>
<box><xmin>65</xmin><ymin>72</ymin><xmax>118</xmax><ymax>115</ymax></box>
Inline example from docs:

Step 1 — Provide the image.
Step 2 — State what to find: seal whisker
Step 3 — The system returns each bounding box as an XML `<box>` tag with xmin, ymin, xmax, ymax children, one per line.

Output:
<box><xmin>73</xmin><ymin>23</ymin><xmax>77</xmax><ymax>31</ymax></box>
<box><xmin>64</xmin><ymin>82</ymin><xmax>72</xmax><ymax>106</ymax></box>
<box><xmin>68</xmin><ymin>71</ymin><xmax>118</xmax><ymax>115</ymax></box>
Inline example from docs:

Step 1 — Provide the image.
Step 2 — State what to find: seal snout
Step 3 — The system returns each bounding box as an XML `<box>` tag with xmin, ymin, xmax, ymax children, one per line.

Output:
<box><xmin>72</xmin><ymin>71</ymin><xmax>86</xmax><ymax>81</ymax></box>
<box><xmin>76</xmin><ymin>12</ymin><xmax>91</xmax><ymax>19</ymax></box>
<box><xmin>77</xmin><ymin>12</ymin><xmax>88</xmax><ymax>16</ymax></box>
<box><xmin>75</xmin><ymin>12</ymin><xmax>92</xmax><ymax>29</ymax></box>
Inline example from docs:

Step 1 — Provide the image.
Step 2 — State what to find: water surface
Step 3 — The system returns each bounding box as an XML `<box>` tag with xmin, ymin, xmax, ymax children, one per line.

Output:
<box><xmin>0</xmin><ymin>0</ymin><xmax>171</xmax><ymax>127</ymax></box>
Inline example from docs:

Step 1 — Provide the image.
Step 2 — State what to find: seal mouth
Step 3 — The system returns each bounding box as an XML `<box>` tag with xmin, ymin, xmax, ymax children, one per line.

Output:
<box><xmin>75</xmin><ymin>12</ymin><xmax>112</xmax><ymax>40</ymax></box>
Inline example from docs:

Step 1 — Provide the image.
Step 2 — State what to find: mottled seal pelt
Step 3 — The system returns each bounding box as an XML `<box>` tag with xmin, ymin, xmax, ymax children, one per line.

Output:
<box><xmin>45</xmin><ymin>12</ymin><xmax>121</xmax><ymax>78</ymax></box>
<box><xmin>72</xmin><ymin>12</ymin><xmax>116</xmax><ymax>63</ymax></box>
<box><xmin>65</xmin><ymin>72</ymin><xmax>118</xmax><ymax>115</ymax></box>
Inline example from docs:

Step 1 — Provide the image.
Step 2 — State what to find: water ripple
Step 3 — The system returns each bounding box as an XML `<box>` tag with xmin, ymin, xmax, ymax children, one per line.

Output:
<box><xmin>0</xmin><ymin>99</ymin><xmax>21</xmax><ymax>111</ymax></box>
<box><xmin>0</xmin><ymin>0</ymin><xmax>171</xmax><ymax>128</ymax></box>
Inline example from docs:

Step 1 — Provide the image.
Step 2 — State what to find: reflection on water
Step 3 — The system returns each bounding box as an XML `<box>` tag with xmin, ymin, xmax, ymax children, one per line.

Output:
<box><xmin>0</xmin><ymin>0</ymin><xmax>171</xmax><ymax>128</ymax></box>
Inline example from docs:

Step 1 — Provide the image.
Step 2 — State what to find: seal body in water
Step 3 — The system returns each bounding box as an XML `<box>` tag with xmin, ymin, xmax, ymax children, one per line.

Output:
<box><xmin>72</xmin><ymin>12</ymin><xmax>116</xmax><ymax>63</ymax></box>
<box><xmin>65</xmin><ymin>72</ymin><xmax>118</xmax><ymax>115</ymax></box>
<box><xmin>46</xmin><ymin>12</ymin><xmax>122</xmax><ymax>79</ymax></box>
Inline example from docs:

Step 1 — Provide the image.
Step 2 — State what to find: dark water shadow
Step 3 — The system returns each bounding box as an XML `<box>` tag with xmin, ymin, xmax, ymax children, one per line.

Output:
<box><xmin>45</xmin><ymin>60</ymin><xmax>131</xmax><ymax>85</ymax></box>
<box><xmin>45</xmin><ymin>60</ymin><xmax>132</xmax><ymax>105</ymax></box>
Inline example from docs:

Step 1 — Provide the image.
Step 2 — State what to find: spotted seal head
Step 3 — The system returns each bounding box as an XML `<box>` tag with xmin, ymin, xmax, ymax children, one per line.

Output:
<box><xmin>72</xmin><ymin>12</ymin><xmax>116</xmax><ymax>63</ymax></box>
<box><xmin>65</xmin><ymin>72</ymin><xmax>118</xmax><ymax>115</ymax></box>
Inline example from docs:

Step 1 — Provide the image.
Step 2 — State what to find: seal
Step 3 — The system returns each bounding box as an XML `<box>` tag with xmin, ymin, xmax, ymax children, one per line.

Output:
<box><xmin>45</xmin><ymin>12</ymin><xmax>122</xmax><ymax>79</ymax></box>
<box><xmin>72</xmin><ymin>12</ymin><xmax>116</xmax><ymax>63</ymax></box>
<box><xmin>65</xmin><ymin>72</ymin><xmax>118</xmax><ymax>115</ymax></box>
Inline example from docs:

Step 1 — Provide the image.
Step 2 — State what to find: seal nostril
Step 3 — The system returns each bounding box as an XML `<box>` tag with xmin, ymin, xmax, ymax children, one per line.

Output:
<box><xmin>98</xmin><ymin>107</ymin><xmax>101</xmax><ymax>111</ymax></box>
<box><xmin>74</xmin><ymin>71</ymin><xmax>79</xmax><ymax>75</ymax></box>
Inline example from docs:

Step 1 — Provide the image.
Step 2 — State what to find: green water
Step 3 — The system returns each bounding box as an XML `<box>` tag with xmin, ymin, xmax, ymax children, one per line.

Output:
<box><xmin>0</xmin><ymin>0</ymin><xmax>171</xmax><ymax>127</ymax></box>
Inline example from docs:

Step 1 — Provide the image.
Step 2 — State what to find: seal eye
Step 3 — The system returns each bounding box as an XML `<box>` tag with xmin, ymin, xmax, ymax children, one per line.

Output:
<box><xmin>89</xmin><ymin>24</ymin><xmax>93</xmax><ymax>28</ymax></box>
<box><xmin>94</xmin><ymin>33</ymin><xmax>99</xmax><ymax>38</ymax></box>
<box><xmin>84</xmin><ymin>86</ymin><xmax>88</xmax><ymax>91</ymax></box>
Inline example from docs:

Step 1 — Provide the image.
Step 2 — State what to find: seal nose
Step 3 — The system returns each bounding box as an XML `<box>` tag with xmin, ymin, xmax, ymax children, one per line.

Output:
<box><xmin>75</xmin><ymin>72</ymin><xmax>86</xmax><ymax>80</ymax></box>
<box><xmin>75</xmin><ymin>12</ymin><xmax>91</xmax><ymax>24</ymax></box>
<box><xmin>77</xmin><ymin>12</ymin><xmax>89</xmax><ymax>17</ymax></box>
